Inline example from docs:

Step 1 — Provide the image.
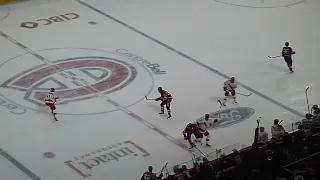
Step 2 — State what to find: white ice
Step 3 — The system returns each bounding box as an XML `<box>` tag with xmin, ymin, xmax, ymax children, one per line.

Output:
<box><xmin>0</xmin><ymin>0</ymin><xmax>319</xmax><ymax>179</ymax></box>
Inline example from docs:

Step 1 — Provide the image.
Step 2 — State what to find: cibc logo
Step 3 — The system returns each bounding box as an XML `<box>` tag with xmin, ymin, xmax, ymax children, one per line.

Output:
<box><xmin>20</xmin><ymin>13</ymin><xmax>79</xmax><ymax>29</ymax></box>
<box><xmin>195</xmin><ymin>107</ymin><xmax>255</xmax><ymax>129</ymax></box>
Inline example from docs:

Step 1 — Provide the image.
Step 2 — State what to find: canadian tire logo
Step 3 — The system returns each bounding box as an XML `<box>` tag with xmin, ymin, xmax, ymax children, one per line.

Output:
<box><xmin>1</xmin><ymin>57</ymin><xmax>137</xmax><ymax>106</ymax></box>
<box><xmin>195</xmin><ymin>107</ymin><xmax>255</xmax><ymax>129</ymax></box>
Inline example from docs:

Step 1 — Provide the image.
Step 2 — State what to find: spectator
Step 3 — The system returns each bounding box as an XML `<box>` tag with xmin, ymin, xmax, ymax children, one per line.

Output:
<box><xmin>173</xmin><ymin>165</ymin><xmax>184</xmax><ymax>180</ymax></box>
<box><xmin>293</xmin><ymin>125</ymin><xmax>306</xmax><ymax>143</ymax></box>
<box><xmin>258</xmin><ymin>127</ymin><xmax>269</xmax><ymax>145</ymax></box>
<box><xmin>199</xmin><ymin>157</ymin><xmax>215</xmax><ymax>179</ymax></box>
<box><xmin>230</xmin><ymin>149</ymin><xmax>241</xmax><ymax>166</ymax></box>
<box><xmin>140</xmin><ymin>166</ymin><xmax>163</xmax><ymax>180</ymax></box>
<box><xmin>312</xmin><ymin>105</ymin><xmax>320</xmax><ymax>123</ymax></box>
<box><xmin>312</xmin><ymin>105</ymin><xmax>319</xmax><ymax>116</ymax></box>
<box><xmin>271</xmin><ymin>119</ymin><xmax>285</xmax><ymax>143</ymax></box>
<box><xmin>181</xmin><ymin>165</ymin><xmax>192</xmax><ymax>180</ymax></box>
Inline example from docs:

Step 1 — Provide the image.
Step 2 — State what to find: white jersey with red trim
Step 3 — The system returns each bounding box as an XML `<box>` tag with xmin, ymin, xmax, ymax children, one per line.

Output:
<box><xmin>44</xmin><ymin>92</ymin><xmax>58</xmax><ymax>104</ymax></box>
<box><xmin>224</xmin><ymin>80</ymin><xmax>237</xmax><ymax>91</ymax></box>
<box><xmin>197</xmin><ymin>118</ymin><xmax>213</xmax><ymax>133</ymax></box>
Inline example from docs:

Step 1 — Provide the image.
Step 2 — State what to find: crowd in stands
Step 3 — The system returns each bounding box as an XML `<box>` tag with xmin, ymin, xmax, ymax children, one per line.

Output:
<box><xmin>141</xmin><ymin>105</ymin><xmax>320</xmax><ymax>180</ymax></box>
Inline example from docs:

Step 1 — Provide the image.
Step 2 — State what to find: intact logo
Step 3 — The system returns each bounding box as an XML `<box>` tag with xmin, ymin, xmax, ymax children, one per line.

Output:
<box><xmin>64</xmin><ymin>141</ymin><xmax>150</xmax><ymax>178</ymax></box>
<box><xmin>1</xmin><ymin>57</ymin><xmax>136</xmax><ymax>106</ymax></box>
<box><xmin>196</xmin><ymin>107</ymin><xmax>255</xmax><ymax>130</ymax></box>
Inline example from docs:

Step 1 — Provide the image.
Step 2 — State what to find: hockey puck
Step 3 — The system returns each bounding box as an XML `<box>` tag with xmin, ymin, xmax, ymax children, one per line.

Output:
<box><xmin>88</xmin><ymin>21</ymin><xmax>97</xmax><ymax>25</ymax></box>
<box><xmin>43</xmin><ymin>152</ymin><xmax>55</xmax><ymax>158</ymax></box>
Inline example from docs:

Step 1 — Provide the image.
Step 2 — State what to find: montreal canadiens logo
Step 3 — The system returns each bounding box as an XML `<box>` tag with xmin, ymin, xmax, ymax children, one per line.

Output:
<box><xmin>1</xmin><ymin>57</ymin><xmax>136</xmax><ymax>107</ymax></box>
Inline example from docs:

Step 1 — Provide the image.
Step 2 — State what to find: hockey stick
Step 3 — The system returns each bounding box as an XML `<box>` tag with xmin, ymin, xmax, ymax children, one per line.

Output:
<box><xmin>237</xmin><ymin>92</ymin><xmax>252</xmax><ymax>96</ymax></box>
<box><xmin>305</xmin><ymin>87</ymin><xmax>310</xmax><ymax>114</ymax></box>
<box><xmin>145</xmin><ymin>96</ymin><xmax>156</xmax><ymax>100</ymax></box>
<box><xmin>268</xmin><ymin>55</ymin><xmax>282</xmax><ymax>58</ymax></box>
<box><xmin>217</xmin><ymin>100</ymin><xmax>223</xmax><ymax>119</ymax></box>
<box><xmin>160</xmin><ymin>162</ymin><xmax>168</xmax><ymax>173</ymax></box>
<box><xmin>194</xmin><ymin>146</ymin><xmax>206</xmax><ymax>157</ymax></box>
<box><xmin>165</xmin><ymin>164</ymin><xmax>169</xmax><ymax>177</ymax></box>
<box><xmin>191</xmin><ymin>154</ymin><xmax>196</xmax><ymax>164</ymax></box>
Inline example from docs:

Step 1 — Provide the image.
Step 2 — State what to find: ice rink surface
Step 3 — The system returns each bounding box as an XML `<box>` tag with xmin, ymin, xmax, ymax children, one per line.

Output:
<box><xmin>0</xmin><ymin>0</ymin><xmax>319</xmax><ymax>179</ymax></box>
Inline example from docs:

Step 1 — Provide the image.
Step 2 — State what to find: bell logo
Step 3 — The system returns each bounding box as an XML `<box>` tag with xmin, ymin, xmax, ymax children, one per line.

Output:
<box><xmin>195</xmin><ymin>107</ymin><xmax>255</xmax><ymax>129</ymax></box>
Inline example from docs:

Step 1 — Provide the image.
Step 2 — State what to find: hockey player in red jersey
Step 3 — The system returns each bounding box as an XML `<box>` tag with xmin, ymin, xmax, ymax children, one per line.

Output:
<box><xmin>140</xmin><ymin>166</ymin><xmax>163</xmax><ymax>180</ymax></box>
<box><xmin>155</xmin><ymin>87</ymin><xmax>173</xmax><ymax>118</ymax></box>
<box><xmin>44</xmin><ymin>88</ymin><xmax>59</xmax><ymax>121</ymax></box>
<box><xmin>183</xmin><ymin>123</ymin><xmax>200</xmax><ymax>149</ymax></box>
<box><xmin>223</xmin><ymin>77</ymin><xmax>237</xmax><ymax>106</ymax></box>
<box><xmin>282</xmin><ymin>42</ymin><xmax>296</xmax><ymax>72</ymax></box>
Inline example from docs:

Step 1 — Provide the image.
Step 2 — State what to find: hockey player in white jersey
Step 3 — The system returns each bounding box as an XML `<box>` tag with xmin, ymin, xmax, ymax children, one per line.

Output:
<box><xmin>44</xmin><ymin>88</ymin><xmax>59</xmax><ymax>121</ymax></box>
<box><xmin>223</xmin><ymin>77</ymin><xmax>237</xmax><ymax>106</ymax></box>
<box><xmin>195</xmin><ymin>114</ymin><xmax>216</xmax><ymax>147</ymax></box>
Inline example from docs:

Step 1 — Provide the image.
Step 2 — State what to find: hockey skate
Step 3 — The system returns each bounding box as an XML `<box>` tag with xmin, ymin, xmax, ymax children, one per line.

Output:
<box><xmin>189</xmin><ymin>143</ymin><xmax>196</xmax><ymax>149</ymax></box>
<box><xmin>167</xmin><ymin>114</ymin><xmax>172</xmax><ymax>119</ymax></box>
<box><xmin>223</xmin><ymin>99</ymin><xmax>227</xmax><ymax>106</ymax></box>
<box><xmin>195</xmin><ymin>140</ymin><xmax>203</xmax><ymax>146</ymax></box>
<box><xmin>159</xmin><ymin>110</ymin><xmax>165</xmax><ymax>115</ymax></box>
<box><xmin>206</xmin><ymin>143</ymin><xmax>211</xmax><ymax>147</ymax></box>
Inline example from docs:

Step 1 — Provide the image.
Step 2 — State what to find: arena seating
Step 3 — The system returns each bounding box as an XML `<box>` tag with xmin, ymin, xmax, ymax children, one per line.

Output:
<box><xmin>156</xmin><ymin>113</ymin><xmax>320</xmax><ymax>180</ymax></box>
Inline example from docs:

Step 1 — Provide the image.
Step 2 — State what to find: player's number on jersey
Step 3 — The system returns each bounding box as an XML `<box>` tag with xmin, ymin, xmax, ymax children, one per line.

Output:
<box><xmin>143</xmin><ymin>176</ymin><xmax>151</xmax><ymax>180</ymax></box>
<box><xmin>46</xmin><ymin>94</ymin><xmax>53</xmax><ymax>99</ymax></box>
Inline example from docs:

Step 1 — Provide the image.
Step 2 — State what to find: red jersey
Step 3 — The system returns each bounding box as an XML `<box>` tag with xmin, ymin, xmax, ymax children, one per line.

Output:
<box><xmin>141</xmin><ymin>172</ymin><xmax>156</xmax><ymax>180</ymax></box>
<box><xmin>183</xmin><ymin>124</ymin><xmax>199</xmax><ymax>134</ymax></box>
<box><xmin>159</xmin><ymin>90</ymin><xmax>172</xmax><ymax>100</ymax></box>
<box><xmin>282</xmin><ymin>46</ymin><xmax>293</xmax><ymax>57</ymax></box>
<box><xmin>182</xmin><ymin>169</ymin><xmax>192</xmax><ymax>180</ymax></box>
<box><xmin>173</xmin><ymin>173</ymin><xmax>185</xmax><ymax>180</ymax></box>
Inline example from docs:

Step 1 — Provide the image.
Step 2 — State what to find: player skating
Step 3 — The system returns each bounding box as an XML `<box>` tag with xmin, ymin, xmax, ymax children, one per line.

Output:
<box><xmin>282</xmin><ymin>42</ymin><xmax>296</xmax><ymax>72</ymax></box>
<box><xmin>195</xmin><ymin>114</ymin><xmax>217</xmax><ymax>147</ymax></box>
<box><xmin>223</xmin><ymin>77</ymin><xmax>237</xmax><ymax>106</ymax></box>
<box><xmin>155</xmin><ymin>87</ymin><xmax>173</xmax><ymax>118</ymax></box>
<box><xmin>183</xmin><ymin>123</ymin><xmax>200</xmax><ymax>149</ymax></box>
<box><xmin>44</xmin><ymin>88</ymin><xmax>59</xmax><ymax>122</ymax></box>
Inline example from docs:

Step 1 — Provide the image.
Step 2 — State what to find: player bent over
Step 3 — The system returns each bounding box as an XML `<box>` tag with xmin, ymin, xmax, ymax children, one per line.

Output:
<box><xmin>282</xmin><ymin>42</ymin><xmax>296</xmax><ymax>72</ymax></box>
<box><xmin>183</xmin><ymin>123</ymin><xmax>199</xmax><ymax>149</ymax></box>
<box><xmin>223</xmin><ymin>77</ymin><xmax>237</xmax><ymax>106</ymax></box>
<box><xmin>44</xmin><ymin>88</ymin><xmax>59</xmax><ymax>122</ymax></box>
<box><xmin>155</xmin><ymin>87</ymin><xmax>173</xmax><ymax>118</ymax></box>
<box><xmin>196</xmin><ymin>114</ymin><xmax>217</xmax><ymax>147</ymax></box>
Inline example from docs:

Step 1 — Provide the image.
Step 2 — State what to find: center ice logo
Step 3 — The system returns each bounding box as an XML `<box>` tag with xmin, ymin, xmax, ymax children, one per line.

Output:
<box><xmin>195</xmin><ymin>107</ymin><xmax>255</xmax><ymax>129</ymax></box>
<box><xmin>1</xmin><ymin>57</ymin><xmax>137</xmax><ymax>106</ymax></box>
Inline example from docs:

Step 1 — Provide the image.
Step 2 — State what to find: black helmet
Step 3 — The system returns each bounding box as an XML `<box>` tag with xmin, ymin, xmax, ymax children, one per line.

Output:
<box><xmin>157</xmin><ymin>87</ymin><xmax>162</xmax><ymax>91</ymax></box>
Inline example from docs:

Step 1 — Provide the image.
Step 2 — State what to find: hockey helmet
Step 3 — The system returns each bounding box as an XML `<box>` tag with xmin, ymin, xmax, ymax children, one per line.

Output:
<box><xmin>285</xmin><ymin>42</ymin><xmax>289</xmax><ymax>46</ymax></box>
<box><xmin>157</xmin><ymin>87</ymin><xmax>162</xmax><ymax>92</ymax></box>
<box><xmin>50</xmin><ymin>88</ymin><xmax>55</xmax><ymax>92</ymax></box>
